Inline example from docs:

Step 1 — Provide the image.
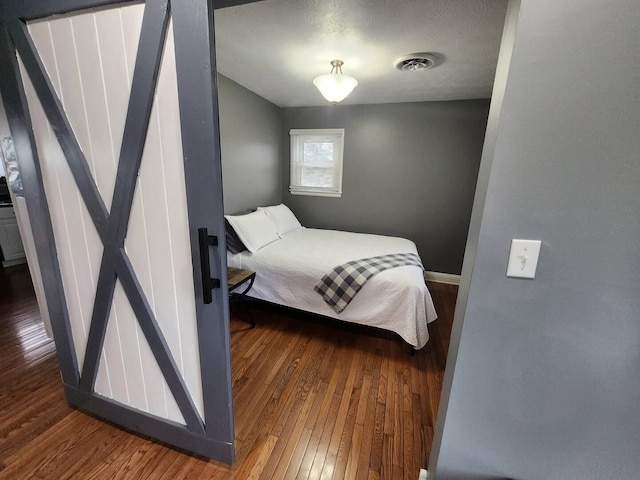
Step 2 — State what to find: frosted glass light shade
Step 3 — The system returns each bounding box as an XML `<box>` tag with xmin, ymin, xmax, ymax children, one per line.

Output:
<box><xmin>313</xmin><ymin>73</ymin><xmax>358</xmax><ymax>103</ymax></box>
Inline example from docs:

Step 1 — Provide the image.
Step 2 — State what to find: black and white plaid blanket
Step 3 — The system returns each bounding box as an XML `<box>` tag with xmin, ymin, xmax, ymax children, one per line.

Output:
<box><xmin>314</xmin><ymin>253</ymin><xmax>423</xmax><ymax>313</ymax></box>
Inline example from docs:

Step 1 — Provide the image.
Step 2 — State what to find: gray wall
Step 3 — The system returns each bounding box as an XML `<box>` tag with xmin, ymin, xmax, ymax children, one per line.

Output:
<box><xmin>282</xmin><ymin>101</ymin><xmax>490</xmax><ymax>274</ymax></box>
<box><xmin>217</xmin><ymin>74</ymin><xmax>282</xmax><ymax>214</ymax></box>
<box><xmin>431</xmin><ymin>1</ymin><xmax>640</xmax><ymax>479</ymax></box>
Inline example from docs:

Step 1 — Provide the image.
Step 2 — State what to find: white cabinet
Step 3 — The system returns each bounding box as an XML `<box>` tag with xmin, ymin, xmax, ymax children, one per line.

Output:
<box><xmin>0</xmin><ymin>206</ymin><xmax>26</xmax><ymax>267</ymax></box>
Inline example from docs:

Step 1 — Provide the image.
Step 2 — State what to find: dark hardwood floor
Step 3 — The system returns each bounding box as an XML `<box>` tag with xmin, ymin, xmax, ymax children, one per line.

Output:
<box><xmin>0</xmin><ymin>264</ymin><xmax>456</xmax><ymax>479</ymax></box>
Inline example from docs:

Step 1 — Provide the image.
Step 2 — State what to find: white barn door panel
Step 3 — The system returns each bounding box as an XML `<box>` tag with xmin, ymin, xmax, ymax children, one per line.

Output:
<box><xmin>0</xmin><ymin>0</ymin><xmax>235</xmax><ymax>462</ymax></box>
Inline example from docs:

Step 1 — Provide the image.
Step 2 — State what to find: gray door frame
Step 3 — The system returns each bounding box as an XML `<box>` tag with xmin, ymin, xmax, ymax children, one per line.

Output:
<box><xmin>0</xmin><ymin>0</ymin><xmax>256</xmax><ymax>463</ymax></box>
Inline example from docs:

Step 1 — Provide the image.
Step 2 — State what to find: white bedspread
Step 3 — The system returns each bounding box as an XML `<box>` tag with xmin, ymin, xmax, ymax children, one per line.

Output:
<box><xmin>227</xmin><ymin>228</ymin><xmax>438</xmax><ymax>348</ymax></box>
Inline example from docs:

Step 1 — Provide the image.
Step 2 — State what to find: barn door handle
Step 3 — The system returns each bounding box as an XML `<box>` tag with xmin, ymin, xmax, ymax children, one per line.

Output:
<box><xmin>198</xmin><ymin>227</ymin><xmax>220</xmax><ymax>304</ymax></box>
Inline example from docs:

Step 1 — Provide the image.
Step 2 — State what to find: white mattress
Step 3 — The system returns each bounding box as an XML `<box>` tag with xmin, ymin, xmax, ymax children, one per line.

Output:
<box><xmin>227</xmin><ymin>228</ymin><xmax>438</xmax><ymax>349</ymax></box>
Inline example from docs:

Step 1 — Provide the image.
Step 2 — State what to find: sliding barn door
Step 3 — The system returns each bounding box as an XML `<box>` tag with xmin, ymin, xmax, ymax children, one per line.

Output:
<box><xmin>0</xmin><ymin>0</ymin><xmax>234</xmax><ymax>462</ymax></box>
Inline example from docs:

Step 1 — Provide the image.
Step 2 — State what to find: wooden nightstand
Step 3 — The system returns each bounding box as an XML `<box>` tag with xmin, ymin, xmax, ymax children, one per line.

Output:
<box><xmin>227</xmin><ymin>267</ymin><xmax>256</xmax><ymax>328</ymax></box>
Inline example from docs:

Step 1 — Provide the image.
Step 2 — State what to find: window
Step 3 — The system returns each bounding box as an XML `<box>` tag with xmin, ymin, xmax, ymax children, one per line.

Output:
<box><xmin>289</xmin><ymin>129</ymin><xmax>344</xmax><ymax>197</ymax></box>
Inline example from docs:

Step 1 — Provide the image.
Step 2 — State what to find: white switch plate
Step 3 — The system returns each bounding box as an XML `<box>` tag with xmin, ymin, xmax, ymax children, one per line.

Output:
<box><xmin>506</xmin><ymin>239</ymin><xmax>541</xmax><ymax>279</ymax></box>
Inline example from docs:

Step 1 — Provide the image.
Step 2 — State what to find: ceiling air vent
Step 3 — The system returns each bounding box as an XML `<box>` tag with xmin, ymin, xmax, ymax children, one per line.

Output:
<box><xmin>394</xmin><ymin>53</ymin><xmax>439</xmax><ymax>72</ymax></box>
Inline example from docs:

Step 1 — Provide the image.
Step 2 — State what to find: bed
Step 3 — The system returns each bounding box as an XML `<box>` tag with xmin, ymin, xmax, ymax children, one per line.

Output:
<box><xmin>225</xmin><ymin>205</ymin><xmax>438</xmax><ymax>349</ymax></box>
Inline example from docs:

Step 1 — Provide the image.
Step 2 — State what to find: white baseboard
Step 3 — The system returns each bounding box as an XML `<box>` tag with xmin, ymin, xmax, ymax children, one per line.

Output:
<box><xmin>419</xmin><ymin>469</ymin><xmax>428</xmax><ymax>480</ymax></box>
<box><xmin>424</xmin><ymin>271</ymin><xmax>461</xmax><ymax>285</ymax></box>
<box><xmin>2</xmin><ymin>257</ymin><xmax>26</xmax><ymax>268</ymax></box>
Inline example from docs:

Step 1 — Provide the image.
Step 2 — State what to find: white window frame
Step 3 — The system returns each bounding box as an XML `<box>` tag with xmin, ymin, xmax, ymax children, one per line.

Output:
<box><xmin>289</xmin><ymin>128</ymin><xmax>344</xmax><ymax>197</ymax></box>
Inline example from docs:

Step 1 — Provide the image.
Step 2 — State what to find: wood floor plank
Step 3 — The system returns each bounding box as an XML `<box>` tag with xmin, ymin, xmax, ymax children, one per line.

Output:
<box><xmin>402</xmin><ymin>364</ymin><xmax>415</xmax><ymax>480</ymax></box>
<box><xmin>331</xmin><ymin>386</ymin><xmax>361</xmax><ymax>480</ymax></box>
<box><xmin>82</xmin><ymin>433</ymin><xmax>147</xmax><ymax>479</ymax></box>
<box><xmin>307</xmin><ymin>356</ymin><xmax>350</xmax><ymax>479</ymax></box>
<box><xmin>344</xmin><ymin>422</ymin><xmax>364</xmax><ymax>480</ymax></box>
<box><xmin>392</xmin><ymin>370</ymin><xmax>404</xmax><ymax>468</ymax></box>
<box><xmin>295</xmin><ymin>363</ymin><xmax>342</xmax><ymax>480</ymax></box>
<box><xmin>327</xmin><ymin>348</ymin><xmax>360</xmax><ymax>456</ymax></box>
<box><xmin>0</xmin><ymin>265</ymin><xmax>457</xmax><ymax>479</ymax></box>
<box><xmin>246</xmin><ymin>434</ymin><xmax>278</xmax><ymax>480</ymax></box>
<box><xmin>381</xmin><ymin>434</ymin><xmax>394</xmax><ymax>480</ymax></box>
<box><xmin>369</xmin><ymin>385</ymin><xmax>388</xmax><ymax>474</ymax></box>
<box><xmin>268</xmin><ymin>384</ymin><xmax>317</xmax><ymax>480</ymax></box>
<box><xmin>283</xmin><ymin>427</ymin><xmax>312</xmax><ymax>480</ymax></box>
<box><xmin>261</xmin><ymin>337</ymin><xmax>336</xmax><ymax>479</ymax></box>
<box><xmin>356</xmin><ymin>369</ymin><xmax>382</xmax><ymax>480</ymax></box>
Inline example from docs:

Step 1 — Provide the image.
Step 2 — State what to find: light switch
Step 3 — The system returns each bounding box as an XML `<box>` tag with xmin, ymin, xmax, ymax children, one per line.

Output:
<box><xmin>506</xmin><ymin>239</ymin><xmax>541</xmax><ymax>279</ymax></box>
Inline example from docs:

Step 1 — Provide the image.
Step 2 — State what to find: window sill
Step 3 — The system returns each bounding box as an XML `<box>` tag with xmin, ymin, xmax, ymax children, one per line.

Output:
<box><xmin>289</xmin><ymin>189</ymin><xmax>342</xmax><ymax>198</ymax></box>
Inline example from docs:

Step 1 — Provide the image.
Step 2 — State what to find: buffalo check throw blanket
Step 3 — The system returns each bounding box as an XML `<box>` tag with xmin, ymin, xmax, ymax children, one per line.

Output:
<box><xmin>314</xmin><ymin>252</ymin><xmax>424</xmax><ymax>313</ymax></box>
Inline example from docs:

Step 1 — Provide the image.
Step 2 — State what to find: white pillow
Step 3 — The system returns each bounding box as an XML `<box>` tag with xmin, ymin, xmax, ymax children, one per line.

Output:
<box><xmin>258</xmin><ymin>204</ymin><xmax>302</xmax><ymax>236</ymax></box>
<box><xmin>224</xmin><ymin>210</ymin><xmax>280</xmax><ymax>253</ymax></box>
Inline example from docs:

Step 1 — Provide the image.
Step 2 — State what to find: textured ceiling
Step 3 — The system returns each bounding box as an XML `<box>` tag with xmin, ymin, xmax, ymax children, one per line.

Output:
<box><xmin>214</xmin><ymin>0</ymin><xmax>509</xmax><ymax>107</ymax></box>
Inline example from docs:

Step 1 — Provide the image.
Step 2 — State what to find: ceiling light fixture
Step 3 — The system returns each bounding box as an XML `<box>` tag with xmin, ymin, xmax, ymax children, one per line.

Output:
<box><xmin>313</xmin><ymin>59</ymin><xmax>358</xmax><ymax>104</ymax></box>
